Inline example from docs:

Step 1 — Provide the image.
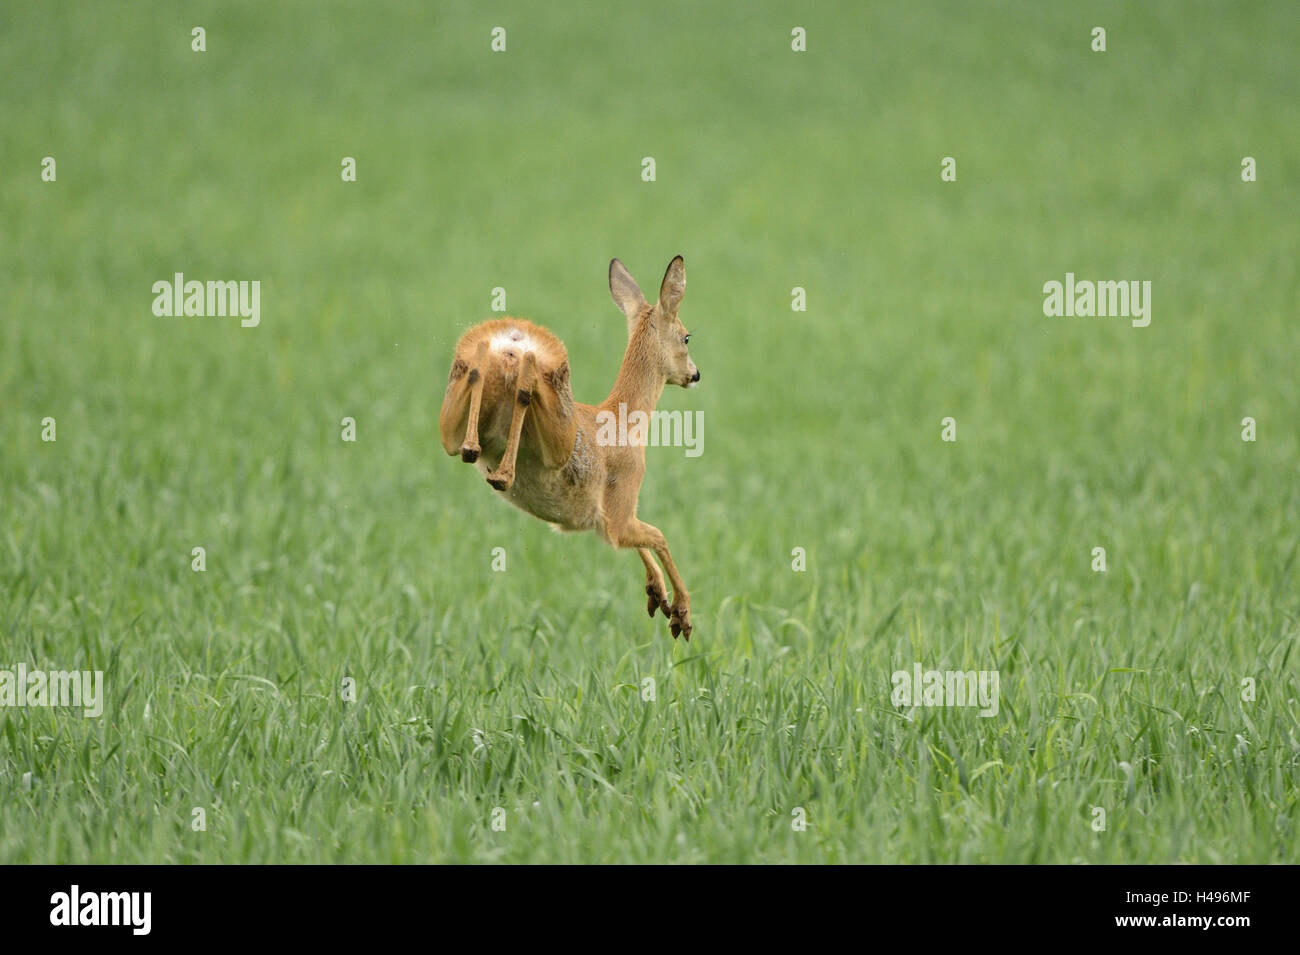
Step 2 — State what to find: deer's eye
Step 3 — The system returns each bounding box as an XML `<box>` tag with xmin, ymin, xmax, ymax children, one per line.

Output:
<box><xmin>683</xmin><ymin>334</ymin><xmax>691</xmax><ymax>345</ymax></box>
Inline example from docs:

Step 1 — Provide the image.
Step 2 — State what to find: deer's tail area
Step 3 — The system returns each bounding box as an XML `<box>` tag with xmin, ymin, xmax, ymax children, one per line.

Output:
<box><xmin>439</xmin><ymin>318</ymin><xmax>578</xmax><ymax>467</ymax></box>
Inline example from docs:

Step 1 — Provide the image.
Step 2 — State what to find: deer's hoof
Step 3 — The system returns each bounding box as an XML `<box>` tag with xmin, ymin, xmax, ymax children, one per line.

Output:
<box><xmin>460</xmin><ymin>444</ymin><xmax>480</xmax><ymax>463</ymax></box>
<box><xmin>647</xmin><ymin>582</ymin><xmax>670</xmax><ymax>619</ymax></box>
<box><xmin>669</xmin><ymin>604</ymin><xmax>692</xmax><ymax>641</ymax></box>
<box><xmin>486</xmin><ymin>472</ymin><xmax>513</xmax><ymax>491</ymax></box>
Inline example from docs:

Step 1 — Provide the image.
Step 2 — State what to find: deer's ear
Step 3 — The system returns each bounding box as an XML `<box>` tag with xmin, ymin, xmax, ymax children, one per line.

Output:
<box><xmin>658</xmin><ymin>255</ymin><xmax>685</xmax><ymax>315</ymax></box>
<box><xmin>609</xmin><ymin>259</ymin><xmax>647</xmax><ymax>324</ymax></box>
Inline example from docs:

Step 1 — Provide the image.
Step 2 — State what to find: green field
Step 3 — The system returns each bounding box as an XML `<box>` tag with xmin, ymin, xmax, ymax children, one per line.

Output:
<box><xmin>2</xmin><ymin>1</ymin><xmax>1297</xmax><ymax>863</ymax></box>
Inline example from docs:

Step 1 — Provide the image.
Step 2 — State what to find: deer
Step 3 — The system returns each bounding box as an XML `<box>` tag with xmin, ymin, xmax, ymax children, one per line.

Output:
<box><xmin>438</xmin><ymin>256</ymin><xmax>700</xmax><ymax>639</ymax></box>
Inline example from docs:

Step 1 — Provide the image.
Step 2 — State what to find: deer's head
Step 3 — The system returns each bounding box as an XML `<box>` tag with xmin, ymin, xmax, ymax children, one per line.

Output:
<box><xmin>609</xmin><ymin>256</ymin><xmax>699</xmax><ymax>388</ymax></box>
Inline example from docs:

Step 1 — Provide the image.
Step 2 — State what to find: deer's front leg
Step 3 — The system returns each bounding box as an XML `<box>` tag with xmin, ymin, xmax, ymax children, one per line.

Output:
<box><xmin>638</xmin><ymin>548</ymin><xmax>671</xmax><ymax>619</ymax></box>
<box><xmin>614</xmin><ymin>520</ymin><xmax>691</xmax><ymax>639</ymax></box>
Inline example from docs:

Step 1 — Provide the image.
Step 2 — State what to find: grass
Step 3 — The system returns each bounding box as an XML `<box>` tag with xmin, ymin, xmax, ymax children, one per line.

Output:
<box><xmin>1</xmin><ymin>0</ymin><xmax>1297</xmax><ymax>863</ymax></box>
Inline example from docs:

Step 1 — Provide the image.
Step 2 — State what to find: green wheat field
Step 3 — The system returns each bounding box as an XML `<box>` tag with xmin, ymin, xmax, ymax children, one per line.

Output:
<box><xmin>2</xmin><ymin>1</ymin><xmax>1297</xmax><ymax>863</ymax></box>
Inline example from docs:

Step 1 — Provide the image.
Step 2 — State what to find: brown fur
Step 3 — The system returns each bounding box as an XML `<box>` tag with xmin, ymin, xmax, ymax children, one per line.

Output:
<box><xmin>439</xmin><ymin>256</ymin><xmax>700</xmax><ymax>638</ymax></box>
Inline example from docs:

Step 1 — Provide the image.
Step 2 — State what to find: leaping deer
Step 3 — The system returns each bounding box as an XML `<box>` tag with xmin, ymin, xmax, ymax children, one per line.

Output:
<box><xmin>439</xmin><ymin>256</ymin><xmax>700</xmax><ymax>639</ymax></box>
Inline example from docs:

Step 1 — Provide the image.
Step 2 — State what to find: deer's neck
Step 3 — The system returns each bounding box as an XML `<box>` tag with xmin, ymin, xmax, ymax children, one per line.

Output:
<box><xmin>604</xmin><ymin>331</ymin><xmax>664</xmax><ymax>414</ymax></box>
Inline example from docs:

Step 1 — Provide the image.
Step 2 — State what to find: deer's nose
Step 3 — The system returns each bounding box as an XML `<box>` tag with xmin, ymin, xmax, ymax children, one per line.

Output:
<box><xmin>691</xmin><ymin>369</ymin><xmax>700</xmax><ymax>383</ymax></box>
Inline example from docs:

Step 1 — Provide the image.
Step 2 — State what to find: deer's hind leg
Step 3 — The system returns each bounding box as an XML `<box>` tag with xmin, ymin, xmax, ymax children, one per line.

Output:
<box><xmin>485</xmin><ymin>350</ymin><xmax>538</xmax><ymax>492</ymax></box>
<box><xmin>439</xmin><ymin>339</ymin><xmax>489</xmax><ymax>462</ymax></box>
<box><xmin>523</xmin><ymin>360</ymin><xmax>577</xmax><ymax>469</ymax></box>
